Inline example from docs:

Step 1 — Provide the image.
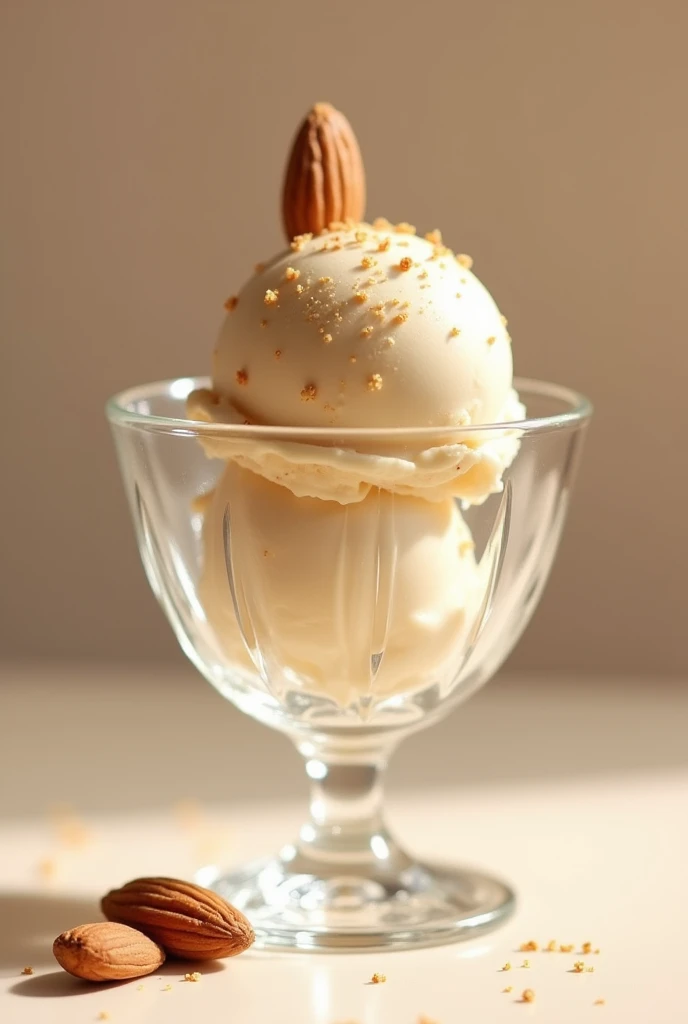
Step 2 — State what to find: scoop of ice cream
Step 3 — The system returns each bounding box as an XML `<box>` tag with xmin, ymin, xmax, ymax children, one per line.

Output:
<box><xmin>198</xmin><ymin>463</ymin><xmax>485</xmax><ymax>708</ymax></box>
<box><xmin>210</xmin><ymin>221</ymin><xmax>514</xmax><ymax>430</ymax></box>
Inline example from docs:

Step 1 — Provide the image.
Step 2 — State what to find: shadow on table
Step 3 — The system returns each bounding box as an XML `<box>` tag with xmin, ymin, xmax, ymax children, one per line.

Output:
<box><xmin>0</xmin><ymin>891</ymin><xmax>100</xmax><ymax>969</ymax></box>
<box><xmin>9</xmin><ymin>958</ymin><xmax>226</xmax><ymax>998</ymax></box>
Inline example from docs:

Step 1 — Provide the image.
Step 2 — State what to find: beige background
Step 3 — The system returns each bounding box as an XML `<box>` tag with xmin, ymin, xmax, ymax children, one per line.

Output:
<box><xmin>1</xmin><ymin>0</ymin><xmax>686</xmax><ymax>674</ymax></box>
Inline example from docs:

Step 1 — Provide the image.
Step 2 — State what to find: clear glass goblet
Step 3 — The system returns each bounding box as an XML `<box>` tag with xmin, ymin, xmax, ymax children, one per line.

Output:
<box><xmin>107</xmin><ymin>376</ymin><xmax>591</xmax><ymax>952</ymax></box>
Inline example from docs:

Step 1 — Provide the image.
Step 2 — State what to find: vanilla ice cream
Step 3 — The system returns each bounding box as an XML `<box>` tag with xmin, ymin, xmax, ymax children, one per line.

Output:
<box><xmin>188</xmin><ymin>221</ymin><xmax>523</xmax><ymax>507</ymax></box>
<box><xmin>199</xmin><ymin>463</ymin><xmax>484</xmax><ymax>708</ymax></box>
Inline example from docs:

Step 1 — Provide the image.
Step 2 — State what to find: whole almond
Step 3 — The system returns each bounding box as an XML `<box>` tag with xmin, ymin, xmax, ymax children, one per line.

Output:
<box><xmin>101</xmin><ymin>877</ymin><xmax>255</xmax><ymax>960</ymax></box>
<box><xmin>53</xmin><ymin>922</ymin><xmax>165</xmax><ymax>982</ymax></box>
<box><xmin>282</xmin><ymin>102</ymin><xmax>366</xmax><ymax>240</ymax></box>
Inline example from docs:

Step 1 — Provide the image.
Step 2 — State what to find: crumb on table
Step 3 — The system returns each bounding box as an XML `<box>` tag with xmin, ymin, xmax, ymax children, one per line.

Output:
<box><xmin>522</xmin><ymin>989</ymin><xmax>535</xmax><ymax>1003</ymax></box>
<box><xmin>20</xmin><ymin>967</ymin><xmax>33</xmax><ymax>975</ymax></box>
<box><xmin>370</xmin><ymin>972</ymin><xmax>386</xmax><ymax>984</ymax></box>
<box><xmin>183</xmin><ymin>972</ymin><xmax>202</xmax><ymax>983</ymax></box>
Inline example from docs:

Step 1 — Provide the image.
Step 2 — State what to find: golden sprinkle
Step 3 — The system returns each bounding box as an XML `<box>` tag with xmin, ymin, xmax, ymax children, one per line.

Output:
<box><xmin>398</xmin><ymin>257</ymin><xmax>413</xmax><ymax>272</ymax></box>
<box><xmin>301</xmin><ymin>383</ymin><xmax>317</xmax><ymax>401</ymax></box>
<box><xmin>545</xmin><ymin>940</ymin><xmax>557</xmax><ymax>952</ymax></box>
<box><xmin>291</xmin><ymin>232</ymin><xmax>312</xmax><ymax>251</ymax></box>
<box><xmin>354</xmin><ymin>291</ymin><xmax>369</xmax><ymax>304</ymax></box>
<box><xmin>235</xmin><ymin>369</ymin><xmax>248</xmax><ymax>386</ymax></box>
<box><xmin>323</xmin><ymin>333</ymin><xmax>333</xmax><ymax>343</ymax></box>
<box><xmin>425</xmin><ymin>229</ymin><xmax>443</xmax><ymax>245</ymax></box>
<box><xmin>560</xmin><ymin>944</ymin><xmax>574</xmax><ymax>953</ymax></box>
<box><xmin>501</xmin><ymin>963</ymin><xmax>512</xmax><ymax>972</ymax></box>
<box><xmin>394</xmin><ymin>221</ymin><xmax>416</xmax><ymax>234</ymax></box>
<box><xmin>520</xmin><ymin>941</ymin><xmax>539</xmax><ymax>952</ymax></box>
<box><xmin>370</xmin><ymin>973</ymin><xmax>386</xmax><ymax>984</ymax></box>
<box><xmin>361</xmin><ymin>326</ymin><xmax>374</xmax><ymax>337</ymax></box>
<box><xmin>355</xmin><ymin>230</ymin><xmax>368</xmax><ymax>243</ymax></box>
<box><xmin>264</xmin><ymin>289</ymin><xmax>279</xmax><ymax>305</ymax></box>
<box><xmin>184</xmin><ymin>972</ymin><xmax>202</xmax><ymax>982</ymax></box>
<box><xmin>21</xmin><ymin>967</ymin><xmax>34</xmax><ymax>975</ymax></box>
<box><xmin>318</xmin><ymin>276</ymin><xmax>333</xmax><ymax>285</ymax></box>
<box><xmin>456</xmin><ymin>253</ymin><xmax>473</xmax><ymax>269</ymax></box>
<box><xmin>254</xmin><ymin>262</ymin><xmax>265</xmax><ymax>274</ymax></box>
<box><xmin>260</xmin><ymin>319</ymin><xmax>268</xmax><ymax>328</ymax></box>
<box><xmin>487</xmin><ymin>335</ymin><xmax>496</xmax><ymax>345</ymax></box>
<box><xmin>377</xmin><ymin>237</ymin><xmax>391</xmax><ymax>252</ymax></box>
<box><xmin>367</xmin><ymin>374</ymin><xmax>383</xmax><ymax>391</ymax></box>
<box><xmin>274</xmin><ymin>349</ymin><xmax>281</xmax><ymax>359</ymax></box>
<box><xmin>295</xmin><ymin>283</ymin><xmax>304</xmax><ymax>294</ymax></box>
<box><xmin>224</xmin><ymin>295</ymin><xmax>238</xmax><ymax>312</ymax></box>
<box><xmin>582</xmin><ymin>942</ymin><xmax>593</xmax><ymax>955</ymax></box>
<box><xmin>285</xmin><ymin>266</ymin><xmax>300</xmax><ymax>281</ymax></box>
<box><xmin>371</xmin><ymin>303</ymin><xmax>385</xmax><ymax>318</ymax></box>
<box><xmin>522</xmin><ymin>989</ymin><xmax>535</xmax><ymax>1003</ymax></box>
<box><xmin>450</xmin><ymin>327</ymin><xmax>460</xmax><ymax>338</ymax></box>
<box><xmin>361</xmin><ymin>256</ymin><xmax>376</xmax><ymax>269</ymax></box>
<box><xmin>392</xmin><ymin>312</ymin><xmax>409</xmax><ymax>325</ymax></box>
<box><xmin>373</xmin><ymin>217</ymin><xmax>392</xmax><ymax>230</ymax></box>
<box><xmin>573</xmin><ymin>961</ymin><xmax>585</xmax><ymax>973</ymax></box>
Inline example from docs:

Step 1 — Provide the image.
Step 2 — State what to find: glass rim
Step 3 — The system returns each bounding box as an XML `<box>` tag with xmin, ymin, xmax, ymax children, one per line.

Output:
<box><xmin>106</xmin><ymin>375</ymin><xmax>593</xmax><ymax>439</ymax></box>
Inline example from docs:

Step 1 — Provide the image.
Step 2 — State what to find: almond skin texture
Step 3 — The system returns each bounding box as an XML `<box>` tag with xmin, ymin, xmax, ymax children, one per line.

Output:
<box><xmin>101</xmin><ymin>877</ymin><xmax>255</xmax><ymax>960</ymax></box>
<box><xmin>282</xmin><ymin>102</ymin><xmax>365</xmax><ymax>240</ymax></box>
<box><xmin>53</xmin><ymin>922</ymin><xmax>165</xmax><ymax>982</ymax></box>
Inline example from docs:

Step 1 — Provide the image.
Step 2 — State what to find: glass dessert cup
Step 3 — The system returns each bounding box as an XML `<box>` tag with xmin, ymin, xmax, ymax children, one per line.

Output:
<box><xmin>107</xmin><ymin>377</ymin><xmax>591</xmax><ymax>952</ymax></box>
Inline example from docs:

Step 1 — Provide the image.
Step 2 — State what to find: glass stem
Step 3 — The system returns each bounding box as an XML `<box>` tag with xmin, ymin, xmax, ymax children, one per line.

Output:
<box><xmin>291</xmin><ymin>737</ymin><xmax>412</xmax><ymax>876</ymax></box>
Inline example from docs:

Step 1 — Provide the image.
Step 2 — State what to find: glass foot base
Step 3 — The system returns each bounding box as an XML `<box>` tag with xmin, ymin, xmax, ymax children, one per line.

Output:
<box><xmin>198</xmin><ymin>854</ymin><xmax>515</xmax><ymax>952</ymax></box>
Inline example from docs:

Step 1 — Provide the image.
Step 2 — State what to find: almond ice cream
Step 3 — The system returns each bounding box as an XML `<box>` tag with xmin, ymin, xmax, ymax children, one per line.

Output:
<box><xmin>188</xmin><ymin>105</ymin><xmax>523</xmax><ymax>709</ymax></box>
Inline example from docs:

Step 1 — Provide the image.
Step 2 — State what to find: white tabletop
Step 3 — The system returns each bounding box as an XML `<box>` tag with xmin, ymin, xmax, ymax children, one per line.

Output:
<box><xmin>1</xmin><ymin>665</ymin><xmax>686</xmax><ymax>1022</ymax></box>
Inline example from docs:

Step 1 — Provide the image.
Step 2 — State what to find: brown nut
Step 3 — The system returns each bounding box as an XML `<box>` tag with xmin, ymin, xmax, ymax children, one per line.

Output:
<box><xmin>282</xmin><ymin>102</ymin><xmax>366</xmax><ymax>240</ymax></box>
<box><xmin>53</xmin><ymin>922</ymin><xmax>165</xmax><ymax>982</ymax></box>
<box><xmin>101</xmin><ymin>876</ymin><xmax>255</xmax><ymax>960</ymax></box>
